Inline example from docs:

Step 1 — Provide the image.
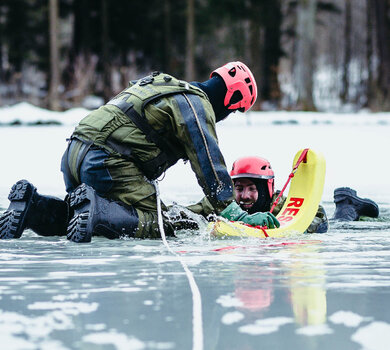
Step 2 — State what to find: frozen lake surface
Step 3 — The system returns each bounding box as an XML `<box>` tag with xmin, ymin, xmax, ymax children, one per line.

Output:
<box><xmin>1</xmin><ymin>107</ymin><xmax>390</xmax><ymax>349</ymax></box>
<box><xmin>1</xmin><ymin>216</ymin><xmax>390</xmax><ymax>350</ymax></box>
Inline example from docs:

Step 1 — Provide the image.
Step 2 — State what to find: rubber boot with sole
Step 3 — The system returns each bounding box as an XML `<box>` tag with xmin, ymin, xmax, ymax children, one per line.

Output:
<box><xmin>66</xmin><ymin>183</ymin><xmax>139</xmax><ymax>243</ymax></box>
<box><xmin>0</xmin><ymin>180</ymin><xmax>37</xmax><ymax>239</ymax></box>
<box><xmin>0</xmin><ymin>180</ymin><xmax>69</xmax><ymax>239</ymax></box>
<box><xmin>333</xmin><ymin>187</ymin><xmax>379</xmax><ymax>221</ymax></box>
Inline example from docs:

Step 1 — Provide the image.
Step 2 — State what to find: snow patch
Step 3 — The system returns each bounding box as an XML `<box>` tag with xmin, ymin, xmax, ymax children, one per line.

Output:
<box><xmin>216</xmin><ymin>294</ymin><xmax>243</xmax><ymax>308</ymax></box>
<box><xmin>83</xmin><ymin>331</ymin><xmax>145</xmax><ymax>350</ymax></box>
<box><xmin>329</xmin><ymin>310</ymin><xmax>368</xmax><ymax>327</ymax></box>
<box><xmin>351</xmin><ymin>322</ymin><xmax>390</xmax><ymax>350</ymax></box>
<box><xmin>239</xmin><ymin>317</ymin><xmax>294</xmax><ymax>335</ymax></box>
<box><xmin>0</xmin><ymin>309</ymin><xmax>73</xmax><ymax>346</ymax></box>
<box><xmin>221</xmin><ymin>311</ymin><xmax>244</xmax><ymax>325</ymax></box>
<box><xmin>28</xmin><ymin>301</ymin><xmax>98</xmax><ymax>315</ymax></box>
<box><xmin>296</xmin><ymin>324</ymin><xmax>334</xmax><ymax>336</ymax></box>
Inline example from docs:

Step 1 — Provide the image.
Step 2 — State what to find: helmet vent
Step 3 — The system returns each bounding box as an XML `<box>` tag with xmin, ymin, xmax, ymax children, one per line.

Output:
<box><xmin>245</xmin><ymin>78</ymin><xmax>251</xmax><ymax>84</ymax></box>
<box><xmin>228</xmin><ymin>68</ymin><xmax>236</xmax><ymax>77</ymax></box>
<box><xmin>261</xmin><ymin>165</ymin><xmax>267</xmax><ymax>170</ymax></box>
<box><xmin>230</xmin><ymin>90</ymin><xmax>243</xmax><ymax>104</ymax></box>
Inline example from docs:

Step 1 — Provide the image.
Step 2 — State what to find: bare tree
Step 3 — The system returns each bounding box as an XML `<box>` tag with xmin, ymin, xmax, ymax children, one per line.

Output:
<box><xmin>294</xmin><ymin>0</ymin><xmax>317</xmax><ymax>111</ymax></box>
<box><xmin>366</xmin><ymin>0</ymin><xmax>374</xmax><ymax>107</ymax></box>
<box><xmin>163</xmin><ymin>0</ymin><xmax>174</xmax><ymax>73</ymax></box>
<box><xmin>101</xmin><ymin>0</ymin><xmax>111</xmax><ymax>102</ymax></box>
<box><xmin>340</xmin><ymin>0</ymin><xmax>351</xmax><ymax>103</ymax></box>
<box><xmin>248</xmin><ymin>0</ymin><xmax>262</xmax><ymax>110</ymax></box>
<box><xmin>48</xmin><ymin>0</ymin><xmax>60</xmax><ymax>110</ymax></box>
<box><xmin>185</xmin><ymin>0</ymin><xmax>195</xmax><ymax>81</ymax></box>
<box><xmin>371</xmin><ymin>0</ymin><xmax>390</xmax><ymax>110</ymax></box>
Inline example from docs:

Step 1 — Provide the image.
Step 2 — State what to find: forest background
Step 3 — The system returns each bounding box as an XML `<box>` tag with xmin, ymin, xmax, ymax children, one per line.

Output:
<box><xmin>1</xmin><ymin>0</ymin><xmax>390</xmax><ymax>113</ymax></box>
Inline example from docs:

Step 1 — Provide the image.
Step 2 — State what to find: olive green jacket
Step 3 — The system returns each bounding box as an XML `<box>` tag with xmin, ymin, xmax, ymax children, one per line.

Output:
<box><xmin>69</xmin><ymin>73</ymin><xmax>235</xmax><ymax>237</ymax></box>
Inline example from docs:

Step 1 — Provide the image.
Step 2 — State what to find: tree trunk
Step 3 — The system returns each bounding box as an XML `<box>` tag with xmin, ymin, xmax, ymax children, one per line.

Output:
<box><xmin>163</xmin><ymin>0</ymin><xmax>174</xmax><ymax>72</ymax></box>
<box><xmin>248</xmin><ymin>0</ymin><xmax>262</xmax><ymax>111</ymax></box>
<box><xmin>101</xmin><ymin>0</ymin><xmax>111</xmax><ymax>102</ymax></box>
<box><xmin>48</xmin><ymin>0</ymin><xmax>60</xmax><ymax>110</ymax></box>
<box><xmin>262</xmin><ymin>0</ymin><xmax>282</xmax><ymax>107</ymax></box>
<box><xmin>294</xmin><ymin>0</ymin><xmax>317</xmax><ymax>111</ymax></box>
<box><xmin>340</xmin><ymin>0</ymin><xmax>351</xmax><ymax>104</ymax></box>
<box><xmin>0</xmin><ymin>5</ymin><xmax>4</xmax><ymax>104</ymax></box>
<box><xmin>185</xmin><ymin>0</ymin><xmax>195</xmax><ymax>81</ymax></box>
<box><xmin>366</xmin><ymin>0</ymin><xmax>374</xmax><ymax>108</ymax></box>
<box><xmin>372</xmin><ymin>0</ymin><xmax>390</xmax><ymax>109</ymax></box>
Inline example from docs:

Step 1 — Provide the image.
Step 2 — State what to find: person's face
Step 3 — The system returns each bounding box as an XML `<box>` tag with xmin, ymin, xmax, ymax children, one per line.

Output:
<box><xmin>234</xmin><ymin>178</ymin><xmax>258</xmax><ymax>211</ymax></box>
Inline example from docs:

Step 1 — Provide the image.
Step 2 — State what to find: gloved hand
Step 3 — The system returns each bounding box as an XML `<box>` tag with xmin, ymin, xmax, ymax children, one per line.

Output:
<box><xmin>220</xmin><ymin>202</ymin><xmax>280</xmax><ymax>229</ymax></box>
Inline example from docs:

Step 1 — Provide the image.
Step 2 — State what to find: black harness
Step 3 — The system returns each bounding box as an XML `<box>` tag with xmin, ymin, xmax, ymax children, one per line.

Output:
<box><xmin>106</xmin><ymin>94</ymin><xmax>185</xmax><ymax>179</ymax></box>
<box><xmin>66</xmin><ymin>73</ymin><xmax>198</xmax><ymax>182</ymax></box>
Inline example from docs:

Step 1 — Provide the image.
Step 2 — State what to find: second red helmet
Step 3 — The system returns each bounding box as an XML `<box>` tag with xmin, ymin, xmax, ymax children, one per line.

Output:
<box><xmin>230</xmin><ymin>156</ymin><xmax>274</xmax><ymax>198</ymax></box>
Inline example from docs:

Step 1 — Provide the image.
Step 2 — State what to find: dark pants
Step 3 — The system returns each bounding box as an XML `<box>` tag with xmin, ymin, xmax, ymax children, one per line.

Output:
<box><xmin>60</xmin><ymin>139</ymin><xmax>172</xmax><ymax>238</ymax></box>
<box><xmin>61</xmin><ymin>140</ymin><xmax>113</xmax><ymax>196</ymax></box>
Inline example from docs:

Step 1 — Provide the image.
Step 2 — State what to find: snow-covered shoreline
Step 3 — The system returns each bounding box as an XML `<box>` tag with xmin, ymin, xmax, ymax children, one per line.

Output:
<box><xmin>1</xmin><ymin>102</ymin><xmax>389</xmax><ymax>127</ymax></box>
<box><xmin>0</xmin><ymin>102</ymin><xmax>89</xmax><ymax>126</ymax></box>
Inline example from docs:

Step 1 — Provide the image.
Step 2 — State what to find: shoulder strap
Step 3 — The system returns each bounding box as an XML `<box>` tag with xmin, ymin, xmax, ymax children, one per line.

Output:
<box><xmin>108</xmin><ymin>95</ymin><xmax>179</xmax><ymax>163</ymax></box>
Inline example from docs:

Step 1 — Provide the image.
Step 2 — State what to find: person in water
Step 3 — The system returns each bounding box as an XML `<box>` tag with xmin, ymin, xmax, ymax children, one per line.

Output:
<box><xmin>230</xmin><ymin>156</ymin><xmax>380</xmax><ymax>232</ymax></box>
<box><xmin>0</xmin><ymin>61</ymin><xmax>279</xmax><ymax>242</ymax></box>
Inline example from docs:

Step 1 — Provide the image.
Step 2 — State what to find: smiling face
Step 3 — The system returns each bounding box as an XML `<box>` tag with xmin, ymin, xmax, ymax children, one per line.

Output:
<box><xmin>234</xmin><ymin>178</ymin><xmax>259</xmax><ymax>211</ymax></box>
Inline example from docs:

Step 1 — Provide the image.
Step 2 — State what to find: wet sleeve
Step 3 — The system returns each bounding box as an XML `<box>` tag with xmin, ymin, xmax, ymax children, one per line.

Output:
<box><xmin>271</xmin><ymin>191</ymin><xmax>286</xmax><ymax>216</ymax></box>
<box><xmin>186</xmin><ymin>196</ymin><xmax>214</xmax><ymax>217</ymax></box>
<box><xmin>306</xmin><ymin>205</ymin><xmax>328</xmax><ymax>233</ymax></box>
<box><xmin>172</xmin><ymin>93</ymin><xmax>235</xmax><ymax>215</ymax></box>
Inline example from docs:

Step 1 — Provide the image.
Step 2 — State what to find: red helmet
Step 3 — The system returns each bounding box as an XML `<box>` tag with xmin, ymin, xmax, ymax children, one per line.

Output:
<box><xmin>230</xmin><ymin>156</ymin><xmax>274</xmax><ymax>198</ymax></box>
<box><xmin>210</xmin><ymin>61</ymin><xmax>257</xmax><ymax>112</ymax></box>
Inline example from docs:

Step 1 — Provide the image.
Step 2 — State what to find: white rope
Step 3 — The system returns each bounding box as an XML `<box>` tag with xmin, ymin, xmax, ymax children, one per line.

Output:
<box><xmin>153</xmin><ymin>180</ymin><xmax>203</xmax><ymax>350</ymax></box>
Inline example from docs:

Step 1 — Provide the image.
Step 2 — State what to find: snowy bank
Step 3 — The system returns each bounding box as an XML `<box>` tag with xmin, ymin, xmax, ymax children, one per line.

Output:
<box><xmin>0</xmin><ymin>102</ymin><xmax>90</xmax><ymax>126</ymax></box>
<box><xmin>0</xmin><ymin>102</ymin><xmax>389</xmax><ymax>127</ymax></box>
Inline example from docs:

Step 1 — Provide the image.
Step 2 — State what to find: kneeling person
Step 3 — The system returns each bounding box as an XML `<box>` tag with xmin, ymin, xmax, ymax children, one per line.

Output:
<box><xmin>0</xmin><ymin>62</ymin><xmax>279</xmax><ymax>242</ymax></box>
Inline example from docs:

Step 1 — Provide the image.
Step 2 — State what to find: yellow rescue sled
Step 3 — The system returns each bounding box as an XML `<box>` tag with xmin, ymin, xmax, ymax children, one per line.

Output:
<box><xmin>211</xmin><ymin>149</ymin><xmax>326</xmax><ymax>238</ymax></box>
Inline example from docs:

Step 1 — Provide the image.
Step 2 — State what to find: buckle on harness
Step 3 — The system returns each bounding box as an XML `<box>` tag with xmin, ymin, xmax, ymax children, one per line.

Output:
<box><xmin>139</xmin><ymin>76</ymin><xmax>154</xmax><ymax>86</ymax></box>
<box><xmin>178</xmin><ymin>80</ymin><xmax>190</xmax><ymax>90</ymax></box>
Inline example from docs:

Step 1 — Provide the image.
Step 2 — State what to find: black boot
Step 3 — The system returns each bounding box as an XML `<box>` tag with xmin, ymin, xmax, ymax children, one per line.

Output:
<box><xmin>333</xmin><ymin>187</ymin><xmax>379</xmax><ymax>221</ymax></box>
<box><xmin>27</xmin><ymin>194</ymin><xmax>70</xmax><ymax>236</ymax></box>
<box><xmin>0</xmin><ymin>180</ymin><xmax>69</xmax><ymax>239</ymax></box>
<box><xmin>66</xmin><ymin>183</ymin><xmax>139</xmax><ymax>243</ymax></box>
